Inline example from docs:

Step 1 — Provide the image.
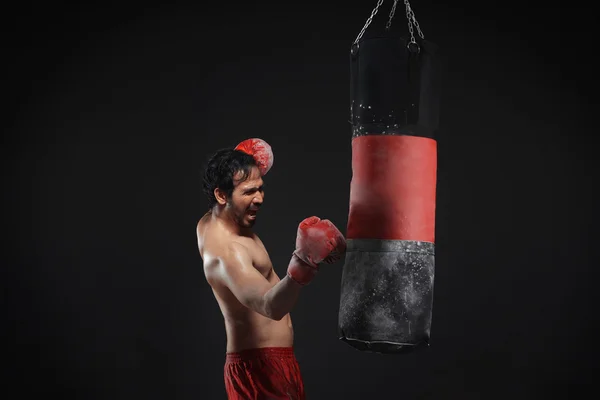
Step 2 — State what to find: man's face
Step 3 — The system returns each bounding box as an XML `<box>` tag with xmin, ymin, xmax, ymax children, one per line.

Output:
<box><xmin>227</xmin><ymin>166</ymin><xmax>264</xmax><ymax>228</ymax></box>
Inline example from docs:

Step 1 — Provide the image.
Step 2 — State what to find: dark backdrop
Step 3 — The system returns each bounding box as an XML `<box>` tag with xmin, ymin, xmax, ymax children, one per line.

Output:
<box><xmin>4</xmin><ymin>0</ymin><xmax>597</xmax><ymax>399</ymax></box>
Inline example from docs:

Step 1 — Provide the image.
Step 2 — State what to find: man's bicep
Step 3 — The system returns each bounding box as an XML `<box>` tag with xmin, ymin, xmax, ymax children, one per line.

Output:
<box><xmin>218</xmin><ymin>243</ymin><xmax>271</xmax><ymax>313</ymax></box>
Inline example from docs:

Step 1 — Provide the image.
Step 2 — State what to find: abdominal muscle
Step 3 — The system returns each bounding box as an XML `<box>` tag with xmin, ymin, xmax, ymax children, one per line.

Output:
<box><xmin>212</xmin><ymin>282</ymin><xmax>294</xmax><ymax>353</ymax></box>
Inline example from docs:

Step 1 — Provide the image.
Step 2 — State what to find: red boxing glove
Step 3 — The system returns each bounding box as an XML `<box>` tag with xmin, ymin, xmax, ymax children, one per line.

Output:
<box><xmin>287</xmin><ymin>216</ymin><xmax>347</xmax><ymax>285</ymax></box>
<box><xmin>234</xmin><ymin>138</ymin><xmax>274</xmax><ymax>176</ymax></box>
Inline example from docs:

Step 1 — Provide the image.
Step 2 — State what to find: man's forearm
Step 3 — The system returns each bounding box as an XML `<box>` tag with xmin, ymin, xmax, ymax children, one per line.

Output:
<box><xmin>262</xmin><ymin>254</ymin><xmax>310</xmax><ymax>320</ymax></box>
<box><xmin>263</xmin><ymin>274</ymin><xmax>303</xmax><ymax>320</ymax></box>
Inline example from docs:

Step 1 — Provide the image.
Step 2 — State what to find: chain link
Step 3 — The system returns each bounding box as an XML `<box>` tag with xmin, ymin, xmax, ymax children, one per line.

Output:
<box><xmin>353</xmin><ymin>0</ymin><xmax>425</xmax><ymax>46</ymax></box>
<box><xmin>353</xmin><ymin>0</ymin><xmax>385</xmax><ymax>45</ymax></box>
<box><xmin>404</xmin><ymin>0</ymin><xmax>425</xmax><ymax>43</ymax></box>
<box><xmin>405</xmin><ymin>0</ymin><xmax>415</xmax><ymax>43</ymax></box>
<box><xmin>386</xmin><ymin>0</ymin><xmax>399</xmax><ymax>30</ymax></box>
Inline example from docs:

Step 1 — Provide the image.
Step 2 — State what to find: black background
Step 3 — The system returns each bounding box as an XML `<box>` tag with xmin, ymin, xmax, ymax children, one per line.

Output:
<box><xmin>4</xmin><ymin>0</ymin><xmax>597</xmax><ymax>398</ymax></box>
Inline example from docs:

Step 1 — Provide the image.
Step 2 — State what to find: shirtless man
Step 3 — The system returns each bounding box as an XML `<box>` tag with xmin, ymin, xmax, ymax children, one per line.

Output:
<box><xmin>196</xmin><ymin>138</ymin><xmax>347</xmax><ymax>400</ymax></box>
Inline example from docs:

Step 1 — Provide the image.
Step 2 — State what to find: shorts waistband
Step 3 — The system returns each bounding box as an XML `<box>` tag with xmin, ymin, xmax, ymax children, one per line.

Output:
<box><xmin>226</xmin><ymin>347</ymin><xmax>295</xmax><ymax>362</ymax></box>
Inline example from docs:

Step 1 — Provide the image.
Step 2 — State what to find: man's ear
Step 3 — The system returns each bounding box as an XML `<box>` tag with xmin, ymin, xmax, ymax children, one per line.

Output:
<box><xmin>214</xmin><ymin>188</ymin><xmax>227</xmax><ymax>206</ymax></box>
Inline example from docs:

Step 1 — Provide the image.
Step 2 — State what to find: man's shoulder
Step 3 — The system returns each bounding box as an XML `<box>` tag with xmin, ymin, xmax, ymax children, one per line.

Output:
<box><xmin>204</xmin><ymin>240</ymin><xmax>255</xmax><ymax>287</ymax></box>
<box><xmin>203</xmin><ymin>233</ymin><xmax>251</xmax><ymax>266</ymax></box>
<box><xmin>196</xmin><ymin>212</ymin><xmax>211</xmax><ymax>233</ymax></box>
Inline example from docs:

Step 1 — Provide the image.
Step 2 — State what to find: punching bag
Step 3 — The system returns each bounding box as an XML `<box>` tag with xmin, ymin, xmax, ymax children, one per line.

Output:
<box><xmin>338</xmin><ymin>1</ymin><xmax>442</xmax><ymax>354</ymax></box>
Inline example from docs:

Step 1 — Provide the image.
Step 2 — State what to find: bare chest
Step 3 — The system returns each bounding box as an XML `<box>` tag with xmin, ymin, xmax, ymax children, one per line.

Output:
<box><xmin>239</xmin><ymin>237</ymin><xmax>273</xmax><ymax>277</ymax></box>
<box><xmin>197</xmin><ymin>216</ymin><xmax>273</xmax><ymax>277</ymax></box>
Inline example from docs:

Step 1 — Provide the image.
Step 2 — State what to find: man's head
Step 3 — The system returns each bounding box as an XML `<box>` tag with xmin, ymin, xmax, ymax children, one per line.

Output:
<box><xmin>202</xmin><ymin>148</ymin><xmax>265</xmax><ymax>228</ymax></box>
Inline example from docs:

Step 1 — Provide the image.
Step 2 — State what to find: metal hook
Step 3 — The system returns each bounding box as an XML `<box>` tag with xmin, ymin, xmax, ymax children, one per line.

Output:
<box><xmin>407</xmin><ymin>41</ymin><xmax>420</xmax><ymax>54</ymax></box>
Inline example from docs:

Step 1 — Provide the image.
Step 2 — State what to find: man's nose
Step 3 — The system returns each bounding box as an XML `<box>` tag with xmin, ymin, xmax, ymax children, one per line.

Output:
<box><xmin>253</xmin><ymin>192</ymin><xmax>264</xmax><ymax>204</ymax></box>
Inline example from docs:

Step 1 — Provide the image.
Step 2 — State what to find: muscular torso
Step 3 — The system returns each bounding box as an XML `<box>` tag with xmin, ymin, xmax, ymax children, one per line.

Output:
<box><xmin>196</xmin><ymin>211</ymin><xmax>294</xmax><ymax>352</ymax></box>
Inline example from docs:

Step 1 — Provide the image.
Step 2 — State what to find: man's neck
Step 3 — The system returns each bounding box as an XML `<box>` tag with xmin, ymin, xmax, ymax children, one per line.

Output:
<box><xmin>211</xmin><ymin>206</ymin><xmax>252</xmax><ymax>237</ymax></box>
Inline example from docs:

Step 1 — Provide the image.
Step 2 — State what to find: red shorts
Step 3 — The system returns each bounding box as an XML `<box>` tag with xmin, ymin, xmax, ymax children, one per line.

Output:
<box><xmin>224</xmin><ymin>347</ymin><xmax>306</xmax><ymax>400</ymax></box>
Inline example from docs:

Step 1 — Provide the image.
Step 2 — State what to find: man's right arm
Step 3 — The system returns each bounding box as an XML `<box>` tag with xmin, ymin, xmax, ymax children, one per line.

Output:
<box><xmin>211</xmin><ymin>216</ymin><xmax>347</xmax><ymax>320</ymax></box>
<box><xmin>213</xmin><ymin>242</ymin><xmax>305</xmax><ymax>321</ymax></box>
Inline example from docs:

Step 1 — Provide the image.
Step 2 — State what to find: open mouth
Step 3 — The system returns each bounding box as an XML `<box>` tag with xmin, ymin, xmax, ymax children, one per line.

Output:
<box><xmin>247</xmin><ymin>210</ymin><xmax>258</xmax><ymax>219</ymax></box>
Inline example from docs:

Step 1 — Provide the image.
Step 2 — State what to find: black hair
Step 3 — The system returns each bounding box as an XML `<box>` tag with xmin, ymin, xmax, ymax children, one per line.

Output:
<box><xmin>202</xmin><ymin>148</ymin><xmax>258</xmax><ymax>209</ymax></box>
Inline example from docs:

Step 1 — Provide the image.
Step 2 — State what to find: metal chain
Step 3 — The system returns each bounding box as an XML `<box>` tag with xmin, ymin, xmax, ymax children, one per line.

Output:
<box><xmin>404</xmin><ymin>0</ymin><xmax>425</xmax><ymax>43</ymax></box>
<box><xmin>405</xmin><ymin>1</ymin><xmax>415</xmax><ymax>44</ymax></box>
<box><xmin>386</xmin><ymin>0</ymin><xmax>399</xmax><ymax>30</ymax></box>
<box><xmin>353</xmin><ymin>0</ymin><xmax>385</xmax><ymax>45</ymax></box>
<box><xmin>353</xmin><ymin>0</ymin><xmax>425</xmax><ymax>45</ymax></box>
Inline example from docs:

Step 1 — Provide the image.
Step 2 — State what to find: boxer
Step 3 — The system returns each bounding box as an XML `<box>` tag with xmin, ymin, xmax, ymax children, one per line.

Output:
<box><xmin>196</xmin><ymin>138</ymin><xmax>346</xmax><ymax>400</ymax></box>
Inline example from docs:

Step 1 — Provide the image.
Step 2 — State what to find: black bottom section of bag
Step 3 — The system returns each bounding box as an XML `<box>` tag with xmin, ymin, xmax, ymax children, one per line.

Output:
<box><xmin>338</xmin><ymin>239</ymin><xmax>435</xmax><ymax>354</ymax></box>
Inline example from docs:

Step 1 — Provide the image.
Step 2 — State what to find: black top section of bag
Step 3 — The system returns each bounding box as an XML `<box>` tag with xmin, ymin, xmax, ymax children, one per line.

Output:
<box><xmin>350</xmin><ymin>31</ymin><xmax>442</xmax><ymax>140</ymax></box>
